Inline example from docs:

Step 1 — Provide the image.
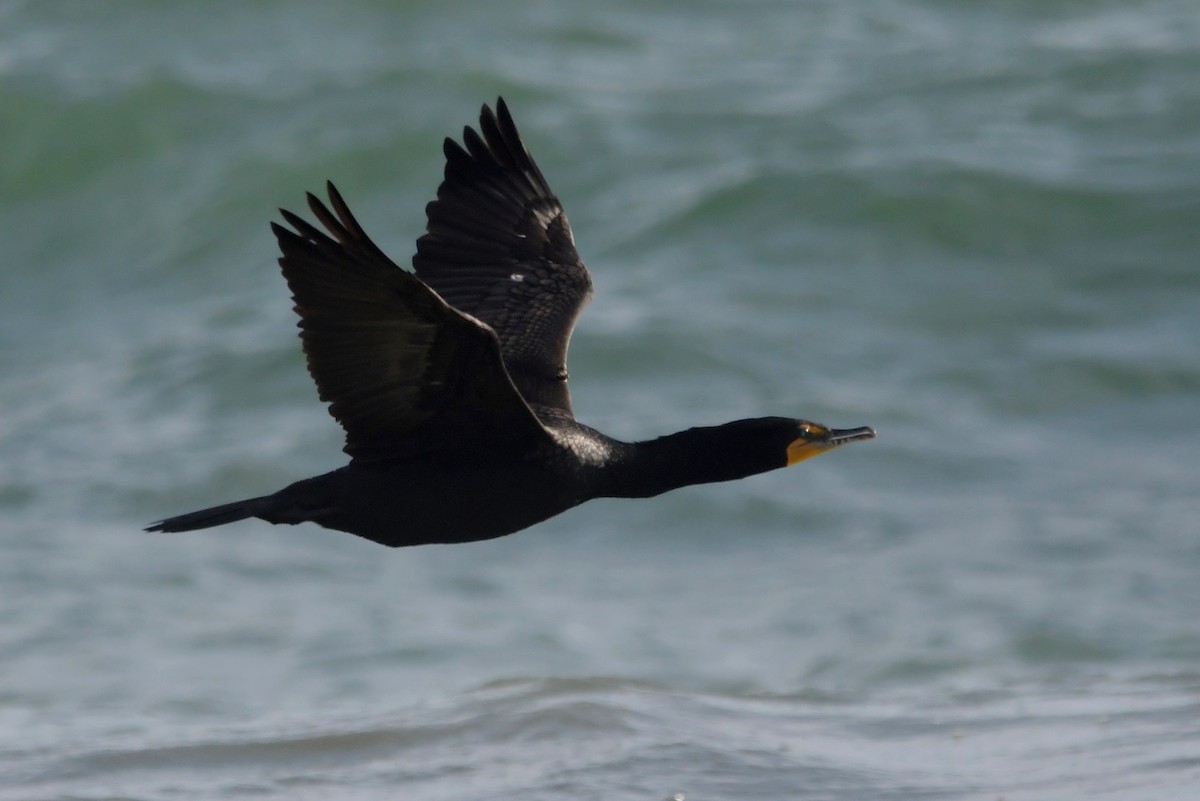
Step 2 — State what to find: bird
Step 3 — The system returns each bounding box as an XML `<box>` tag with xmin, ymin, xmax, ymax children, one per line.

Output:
<box><xmin>147</xmin><ymin>98</ymin><xmax>875</xmax><ymax>548</ymax></box>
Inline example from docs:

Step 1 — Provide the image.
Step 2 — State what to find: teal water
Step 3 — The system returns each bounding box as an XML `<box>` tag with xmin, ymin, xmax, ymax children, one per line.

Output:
<box><xmin>3</xmin><ymin>1</ymin><xmax>1199</xmax><ymax>798</ymax></box>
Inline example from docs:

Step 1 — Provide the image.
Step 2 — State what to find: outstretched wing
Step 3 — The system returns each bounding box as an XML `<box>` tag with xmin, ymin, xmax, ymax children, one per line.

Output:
<box><xmin>413</xmin><ymin>98</ymin><xmax>593</xmax><ymax>417</ymax></box>
<box><xmin>273</xmin><ymin>182</ymin><xmax>552</xmax><ymax>463</ymax></box>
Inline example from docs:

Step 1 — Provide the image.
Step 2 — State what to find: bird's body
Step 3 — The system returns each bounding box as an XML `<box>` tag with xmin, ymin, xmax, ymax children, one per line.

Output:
<box><xmin>215</xmin><ymin>455</ymin><xmax>584</xmax><ymax>548</ymax></box>
<box><xmin>148</xmin><ymin>100</ymin><xmax>874</xmax><ymax>547</ymax></box>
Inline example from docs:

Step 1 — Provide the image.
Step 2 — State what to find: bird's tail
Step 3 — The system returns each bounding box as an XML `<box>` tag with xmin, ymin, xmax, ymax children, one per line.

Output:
<box><xmin>145</xmin><ymin>496</ymin><xmax>273</xmax><ymax>533</ymax></box>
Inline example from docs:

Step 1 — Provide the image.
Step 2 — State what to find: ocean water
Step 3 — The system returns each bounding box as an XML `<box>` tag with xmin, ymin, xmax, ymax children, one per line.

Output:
<box><xmin>2</xmin><ymin>1</ymin><xmax>1199</xmax><ymax>798</ymax></box>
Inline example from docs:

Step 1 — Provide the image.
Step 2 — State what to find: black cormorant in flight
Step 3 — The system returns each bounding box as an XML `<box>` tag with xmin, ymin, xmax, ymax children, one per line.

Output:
<box><xmin>148</xmin><ymin>99</ymin><xmax>875</xmax><ymax>547</ymax></box>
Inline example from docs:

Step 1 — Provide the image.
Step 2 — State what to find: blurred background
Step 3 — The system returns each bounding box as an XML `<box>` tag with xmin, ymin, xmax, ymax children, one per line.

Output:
<box><xmin>2</xmin><ymin>1</ymin><xmax>1198</xmax><ymax>798</ymax></box>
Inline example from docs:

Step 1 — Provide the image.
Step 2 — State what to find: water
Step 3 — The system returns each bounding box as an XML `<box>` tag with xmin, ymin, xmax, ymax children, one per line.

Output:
<box><xmin>2</xmin><ymin>1</ymin><xmax>1199</xmax><ymax>798</ymax></box>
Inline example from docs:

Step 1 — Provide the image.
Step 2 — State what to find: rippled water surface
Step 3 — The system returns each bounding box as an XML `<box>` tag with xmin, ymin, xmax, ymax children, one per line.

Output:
<box><xmin>2</xmin><ymin>1</ymin><xmax>1199</xmax><ymax>798</ymax></box>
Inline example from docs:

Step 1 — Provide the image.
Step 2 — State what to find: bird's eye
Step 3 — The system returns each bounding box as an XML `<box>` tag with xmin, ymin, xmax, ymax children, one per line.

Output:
<box><xmin>799</xmin><ymin>425</ymin><xmax>812</xmax><ymax>437</ymax></box>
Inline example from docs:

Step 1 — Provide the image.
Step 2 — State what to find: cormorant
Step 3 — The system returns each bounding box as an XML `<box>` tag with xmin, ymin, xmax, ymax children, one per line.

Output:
<box><xmin>147</xmin><ymin>99</ymin><xmax>875</xmax><ymax>547</ymax></box>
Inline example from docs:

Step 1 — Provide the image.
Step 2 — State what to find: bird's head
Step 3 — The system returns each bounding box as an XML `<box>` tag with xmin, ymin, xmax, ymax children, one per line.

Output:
<box><xmin>785</xmin><ymin>420</ymin><xmax>876</xmax><ymax>465</ymax></box>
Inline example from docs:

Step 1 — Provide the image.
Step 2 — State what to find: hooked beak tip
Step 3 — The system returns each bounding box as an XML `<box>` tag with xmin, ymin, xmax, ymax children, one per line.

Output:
<box><xmin>829</xmin><ymin>426</ymin><xmax>876</xmax><ymax>445</ymax></box>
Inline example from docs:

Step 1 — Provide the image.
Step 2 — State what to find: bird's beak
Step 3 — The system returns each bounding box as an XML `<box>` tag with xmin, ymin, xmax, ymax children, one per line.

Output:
<box><xmin>787</xmin><ymin>425</ymin><xmax>876</xmax><ymax>465</ymax></box>
<box><xmin>828</xmin><ymin>426</ymin><xmax>876</xmax><ymax>445</ymax></box>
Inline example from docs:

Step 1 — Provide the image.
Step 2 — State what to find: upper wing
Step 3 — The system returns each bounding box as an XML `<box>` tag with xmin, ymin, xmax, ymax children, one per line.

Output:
<box><xmin>413</xmin><ymin>98</ymin><xmax>593</xmax><ymax>417</ymax></box>
<box><xmin>273</xmin><ymin>182</ymin><xmax>553</xmax><ymax>463</ymax></box>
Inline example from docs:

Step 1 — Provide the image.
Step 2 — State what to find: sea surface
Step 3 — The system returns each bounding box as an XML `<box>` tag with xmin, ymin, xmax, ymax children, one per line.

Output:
<box><xmin>2</xmin><ymin>1</ymin><xmax>1199</xmax><ymax>798</ymax></box>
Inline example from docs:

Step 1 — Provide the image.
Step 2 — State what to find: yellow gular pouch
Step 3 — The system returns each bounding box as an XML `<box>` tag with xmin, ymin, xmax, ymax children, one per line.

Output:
<box><xmin>786</xmin><ymin>422</ymin><xmax>877</xmax><ymax>466</ymax></box>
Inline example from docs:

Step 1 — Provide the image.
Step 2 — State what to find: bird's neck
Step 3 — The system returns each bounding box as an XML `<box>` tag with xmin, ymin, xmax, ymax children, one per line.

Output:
<box><xmin>602</xmin><ymin>423</ymin><xmax>783</xmax><ymax>499</ymax></box>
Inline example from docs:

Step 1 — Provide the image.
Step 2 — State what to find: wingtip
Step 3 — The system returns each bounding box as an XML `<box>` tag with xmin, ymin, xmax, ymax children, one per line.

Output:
<box><xmin>481</xmin><ymin>97</ymin><xmax>510</xmax><ymax>132</ymax></box>
<box><xmin>325</xmin><ymin>180</ymin><xmax>348</xmax><ymax>212</ymax></box>
<box><xmin>443</xmin><ymin>135</ymin><xmax>470</xmax><ymax>166</ymax></box>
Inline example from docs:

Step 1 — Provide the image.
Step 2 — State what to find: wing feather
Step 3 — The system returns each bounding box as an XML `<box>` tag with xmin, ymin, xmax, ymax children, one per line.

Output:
<box><xmin>274</xmin><ymin>183</ymin><xmax>551</xmax><ymax>462</ymax></box>
<box><xmin>413</xmin><ymin>98</ymin><xmax>593</xmax><ymax>416</ymax></box>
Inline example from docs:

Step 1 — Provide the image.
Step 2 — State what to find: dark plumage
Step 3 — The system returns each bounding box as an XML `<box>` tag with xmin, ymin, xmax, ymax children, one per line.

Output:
<box><xmin>147</xmin><ymin>99</ymin><xmax>875</xmax><ymax>547</ymax></box>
